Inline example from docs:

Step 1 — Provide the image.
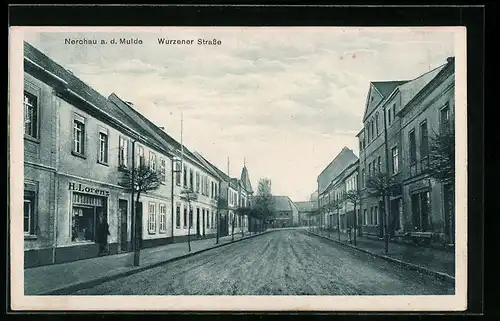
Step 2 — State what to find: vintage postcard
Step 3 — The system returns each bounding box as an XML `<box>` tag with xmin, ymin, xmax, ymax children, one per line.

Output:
<box><xmin>9</xmin><ymin>26</ymin><xmax>467</xmax><ymax>311</ymax></box>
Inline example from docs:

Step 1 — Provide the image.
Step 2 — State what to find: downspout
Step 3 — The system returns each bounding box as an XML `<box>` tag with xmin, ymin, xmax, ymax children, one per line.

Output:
<box><xmin>52</xmin><ymin>93</ymin><xmax>60</xmax><ymax>264</ymax></box>
<box><xmin>171</xmin><ymin>156</ymin><xmax>175</xmax><ymax>243</ymax></box>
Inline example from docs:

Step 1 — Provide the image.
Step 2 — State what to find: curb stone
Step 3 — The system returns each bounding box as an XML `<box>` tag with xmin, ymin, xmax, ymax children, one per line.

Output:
<box><xmin>38</xmin><ymin>231</ymin><xmax>273</xmax><ymax>295</ymax></box>
<box><xmin>307</xmin><ymin>231</ymin><xmax>455</xmax><ymax>284</ymax></box>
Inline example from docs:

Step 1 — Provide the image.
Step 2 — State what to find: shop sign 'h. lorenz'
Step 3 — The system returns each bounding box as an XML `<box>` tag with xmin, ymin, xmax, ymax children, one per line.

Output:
<box><xmin>69</xmin><ymin>182</ymin><xmax>110</xmax><ymax>197</ymax></box>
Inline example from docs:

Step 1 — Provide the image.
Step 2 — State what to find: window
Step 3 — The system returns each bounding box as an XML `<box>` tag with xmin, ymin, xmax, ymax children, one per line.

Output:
<box><xmin>189</xmin><ymin>169</ymin><xmax>194</xmax><ymax>190</ymax></box>
<box><xmin>366</xmin><ymin>123</ymin><xmax>370</xmax><ymax>142</ymax></box>
<box><xmin>183</xmin><ymin>206</ymin><xmax>188</xmax><ymax>229</ymax></box>
<box><xmin>73</xmin><ymin>119</ymin><xmax>85</xmax><ymax>155</ymax></box>
<box><xmin>211</xmin><ymin>181</ymin><xmax>214</xmax><ymax>198</ymax></box>
<box><xmin>377</xmin><ymin>156</ymin><xmax>381</xmax><ymax>173</ymax></box>
<box><xmin>148</xmin><ymin>202</ymin><xmax>156</xmax><ymax>233</ymax></box>
<box><xmin>392</xmin><ymin>147</ymin><xmax>399</xmax><ymax>174</ymax></box>
<box><xmin>98</xmin><ymin>132</ymin><xmax>108</xmax><ymax>164</ymax></box>
<box><xmin>440</xmin><ymin>104</ymin><xmax>450</xmax><ymax>133</ymax></box>
<box><xmin>149</xmin><ymin>151</ymin><xmax>156</xmax><ymax>171</ymax></box>
<box><xmin>176</xmin><ymin>204</ymin><xmax>181</xmax><ymax>228</ymax></box>
<box><xmin>392</xmin><ymin>104</ymin><xmax>396</xmax><ymax>119</ymax></box>
<box><xmin>374</xmin><ymin>207</ymin><xmax>379</xmax><ymax>225</ymax></box>
<box><xmin>368</xmin><ymin>162</ymin><xmax>372</xmax><ymax>178</ymax></box>
<box><xmin>409</xmin><ymin>130</ymin><xmax>417</xmax><ymax>164</ymax></box>
<box><xmin>411</xmin><ymin>191</ymin><xmax>431</xmax><ymax>232</ymax></box>
<box><xmin>183</xmin><ymin>166</ymin><xmax>188</xmax><ymax>187</ymax></box>
<box><xmin>24</xmin><ymin>191</ymin><xmax>36</xmax><ymax>235</ymax></box>
<box><xmin>138</xmin><ymin>146</ymin><xmax>145</xmax><ymax>166</ymax></box>
<box><xmin>207</xmin><ymin>210</ymin><xmax>210</xmax><ymax>229</ymax></box>
<box><xmin>375</xmin><ymin>113</ymin><xmax>379</xmax><ymax>135</ymax></box>
<box><xmin>175</xmin><ymin>162</ymin><xmax>181</xmax><ymax>185</ymax></box>
<box><xmin>388</xmin><ymin>108</ymin><xmax>392</xmax><ymax>126</ymax></box>
<box><xmin>420</xmin><ymin>121</ymin><xmax>429</xmax><ymax>158</ymax></box>
<box><xmin>159</xmin><ymin>203</ymin><xmax>166</xmax><ymax>232</ymax></box>
<box><xmin>363</xmin><ymin>209</ymin><xmax>368</xmax><ymax>225</ymax></box>
<box><xmin>119</xmin><ymin>137</ymin><xmax>128</xmax><ymax>167</ymax></box>
<box><xmin>214</xmin><ymin>183</ymin><xmax>218</xmax><ymax>199</ymax></box>
<box><xmin>160</xmin><ymin>158</ymin><xmax>166</xmax><ymax>182</ymax></box>
<box><xmin>370</xmin><ymin>207</ymin><xmax>374</xmax><ymax>225</ymax></box>
<box><xmin>24</xmin><ymin>92</ymin><xmax>38</xmax><ymax>139</ymax></box>
<box><xmin>196</xmin><ymin>172</ymin><xmax>200</xmax><ymax>192</ymax></box>
<box><xmin>371</xmin><ymin>121</ymin><xmax>374</xmax><ymax>140</ymax></box>
<box><xmin>212</xmin><ymin>211</ymin><xmax>215</xmax><ymax>227</ymax></box>
<box><xmin>359</xmin><ymin>139</ymin><xmax>363</xmax><ymax>151</ymax></box>
<box><xmin>361</xmin><ymin>169</ymin><xmax>365</xmax><ymax>188</ymax></box>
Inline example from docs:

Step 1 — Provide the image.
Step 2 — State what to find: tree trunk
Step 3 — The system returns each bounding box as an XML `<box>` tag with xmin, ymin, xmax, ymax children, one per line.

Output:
<box><xmin>353</xmin><ymin>203</ymin><xmax>357</xmax><ymax>246</ymax></box>
<box><xmin>383</xmin><ymin>195</ymin><xmax>390</xmax><ymax>254</ymax></box>
<box><xmin>231</xmin><ymin>213</ymin><xmax>235</xmax><ymax>241</ymax></box>
<box><xmin>215</xmin><ymin>209</ymin><xmax>219</xmax><ymax>244</ymax></box>
<box><xmin>187</xmin><ymin>205</ymin><xmax>191</xmax><ymax>252</ymax></box>
<box><xmin>133</xmin><ymin>192</ymin><xmax>142</xmax><ymax>266</ymax></box>
<box><xmin>337</xmin><ymin>208</ymin><xmax>341</xmax><ymax>241</ymax></box>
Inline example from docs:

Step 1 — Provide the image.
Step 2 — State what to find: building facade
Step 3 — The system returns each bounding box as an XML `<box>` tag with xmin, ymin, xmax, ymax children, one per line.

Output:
<box><xmin>357</xmin><ymin>57</ymin><xmax>455</xmax><ymax>244</ymax></box>
<box><xmin>399</xmin><ymin>57</ymin><xmax>455</xmax><ymax>244</ymax></box>
<box><xmin>317</xmin><ymin>147</ymin><xmax>358</xmax><ymax>231</ymax></box>
<box><xmin>23</xmin><ymin>41</ymin><xmax>258</xmax><ymax>267</ymax></box>
<box><xmin>294</xmin><ymin>201</ymin><xmax>318</xmax><ymax>226</ymax></box>
<box><xmin>24</xmin><ymin>42</ymin><xmax>175</xmax><ymax>267</ymax></box>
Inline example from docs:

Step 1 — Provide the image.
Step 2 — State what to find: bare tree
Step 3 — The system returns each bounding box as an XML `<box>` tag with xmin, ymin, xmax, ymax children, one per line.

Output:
<box><xmin>119</xmin><ymin>164</ymin><xmax>161</xmax><ymax>266</ymax></box>
<box><xmin>180</xmin><ymin>188</ymin><xmax>198</xmax><ymax>252</ymax></box>
<box><xmin>254</xmin><ymin>178</ymin><xmax>274</xmax><ymax>231</ymax></box>
<box><xmin>214</xmin><ymin>195</ymin><xmax>225</xmax><ymax>244</ymax></box>
<box><xmin>366</xmin><ymin>171</ymin><xmax>398</xmax><ymax>253</ymax></box>
<box><xmin>345</xmin><ymin>190</ymin><xmax>361</xmax><ymax>246</ymax></box>
<box><xmin>428</xmin><ymin>125</ymin><xmax>455</xmax><ymax>184</ymax></box>
<box><xmin>326</xmin><ymin>198</ymin><xmax>343</xmax><ymax>241</ymax></box>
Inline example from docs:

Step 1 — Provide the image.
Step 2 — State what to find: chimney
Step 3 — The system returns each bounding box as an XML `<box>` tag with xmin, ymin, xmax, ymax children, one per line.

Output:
<box><xmin>446</xmin><ymin>56</ymin><xmax>455</xmax><ymax>64</ymax></box>
<box><xmin>125</xmin><ymin>101</ymin><xmax>135</xmax><ymax>108</ymax></box>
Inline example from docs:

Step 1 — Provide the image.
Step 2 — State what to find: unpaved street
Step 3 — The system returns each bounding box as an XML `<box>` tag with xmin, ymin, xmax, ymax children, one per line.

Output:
<box><xmin>74</xmin><ymin>229</ymin><xmax>454</xmax><ymax>295</ymax></box>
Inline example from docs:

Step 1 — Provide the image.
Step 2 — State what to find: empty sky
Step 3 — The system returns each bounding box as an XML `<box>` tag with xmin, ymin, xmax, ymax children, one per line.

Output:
<box><xmin>23</xmin><ymin>27</ymin><xmax>455</xmax><ymax>201</ymax></box>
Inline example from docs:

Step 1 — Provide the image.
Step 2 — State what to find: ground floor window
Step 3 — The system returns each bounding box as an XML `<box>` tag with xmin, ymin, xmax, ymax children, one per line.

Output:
<box><xmin>363</xmin><ymin>209</ymin><xmax>368</xmax><ymax>225</ymax></box>
<box><xmin>159</xmin><ymin>203</ymin><xmax>166</xmax><ymax>232</ymax></box>
<box><xmin>411</xmin><ymin>190</ymin><xmax>431</xmax><ymax>232</ymax></box>
<box><xmin>206</xmin><ymin>210</ymin><xmax>210</xmax><ymax>229</ymax></box>
<box><xmin>24</xmin><ymin>190</ymin><xmax>37</xmax><ymax>235</ymax></box>
<box><xmin>148</xmin><ymin>202</ymin><xmax>157</xmax><ymax>233</ymax></box>
<box><xmin>71</xmin><ymin>193</ymin><xmax>107</xmax><ymax>243</ymax></box>
<box><xmin>183</xmin><ymin>206</ymin><xmax>188</xmax><ymax>229</ymax></box>
<box><xmin>176</xmin><ymin>204</ymin><xmax>181</xmax><ymax>229</ymax></box>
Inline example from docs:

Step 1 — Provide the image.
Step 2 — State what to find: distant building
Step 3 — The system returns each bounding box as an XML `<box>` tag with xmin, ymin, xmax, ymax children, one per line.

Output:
<box><xmin>265</xmin><ymin>196</ymin><xmax>299</xmax><ymax>228</ymax></box>
<box><xmin>294</xmin><ymin>201</ymin><xmax>318</xmax><ymax>226</ymax></box>
<box><xmin>309</xmin><ymin>190</ymin><xmax>318</xmax><ymax>202</ymax></box>
<box><xmin>317</xmin><ymin>147</ymin><xmax>359</xmax><ymax>230</ymax></box>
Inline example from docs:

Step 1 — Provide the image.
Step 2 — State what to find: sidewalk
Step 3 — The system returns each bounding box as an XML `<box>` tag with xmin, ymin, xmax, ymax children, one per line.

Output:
<box><xmin>308</xmin><ymin>228</ymin><xmax>455</xmax><ymax>278</ymax></box>
<box><xmin>25</xmin><ymin>231</ymin><xmax>267</xmax><ymax>295</ymax></box>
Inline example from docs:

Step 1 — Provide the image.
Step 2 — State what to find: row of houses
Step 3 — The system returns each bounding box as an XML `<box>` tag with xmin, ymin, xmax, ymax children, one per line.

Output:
<box><xmin>22</xmin><ymin>42</ymin><xmax>256</xmax><ymax>268</ymax></box>
<box><xmin>313</xmin><ymin>56</ymin><xmax>456</xmax><ymax>246</ymax></box>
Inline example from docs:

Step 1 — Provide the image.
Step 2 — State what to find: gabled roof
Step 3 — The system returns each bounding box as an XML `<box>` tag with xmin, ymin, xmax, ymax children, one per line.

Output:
<box><xmin>191</xmin><ymin>152</ymin><xmax>230</xmax><ymax>182</ymax></box>
<box><xmin>24</xmin><ymin>42</ymin><xmax>169</xmax><ymax>155</ymax></box>
<box><xmin>272</xmin><ymin>196</ymin><xmax>294</xmax><ymax>212</ymax></box>
<box><xmin>240</xmin><ymin>166</ymin><xmax>254</xmax><ymax>193</ymax></box>
<box><xmin>398</xmin><ymin>64</ymin><xmax>447</xmax><ymax>108</ymax></box>
<box><xmin>317</xmin><ymin>147</ymin><xmax>359</xmax><ymax>194</ymax></box>
<box><xmin>109</xmin><ymin>93</ymin><xmax>210</xmax><ymax>172</ymax></box>
<box><xmin>372</xmin><ymin>80</ymin><xmax>408</xmax><ymax>98</ymax></box>
<box><xmin>294</xmin><ymin>201</ymin><xmax>318</xmax><ymax>212</ymax></box>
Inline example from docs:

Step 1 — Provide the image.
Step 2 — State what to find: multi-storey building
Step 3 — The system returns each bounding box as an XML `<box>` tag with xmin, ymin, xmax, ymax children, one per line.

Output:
<box><xmin>109</xmin><ymin>94</ymin><xmax>222</xmax><ymax>244</ymax></box>
<box><xmin>399</xmin><ymin>57</ymin><xmax>455</xmax><ymax>244</ymax></box>
<box><xmin>357</xmin><ymin>57</ymin><xmax>455</xmax><ymax>244</ymax></box>
<box><xmin>23</xmin><ymin>42</ymin><xmax>174</xmax><ymax>267</ymax></box>
<box><xmin>294</xmin><ymin>201</ymin><xmax>318</xmax><ymax>226</ymax></box>
<box><xmin>317</xmin><ymin>147</ymin><xmax>358</xmax><ymax>230</ymax></box>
